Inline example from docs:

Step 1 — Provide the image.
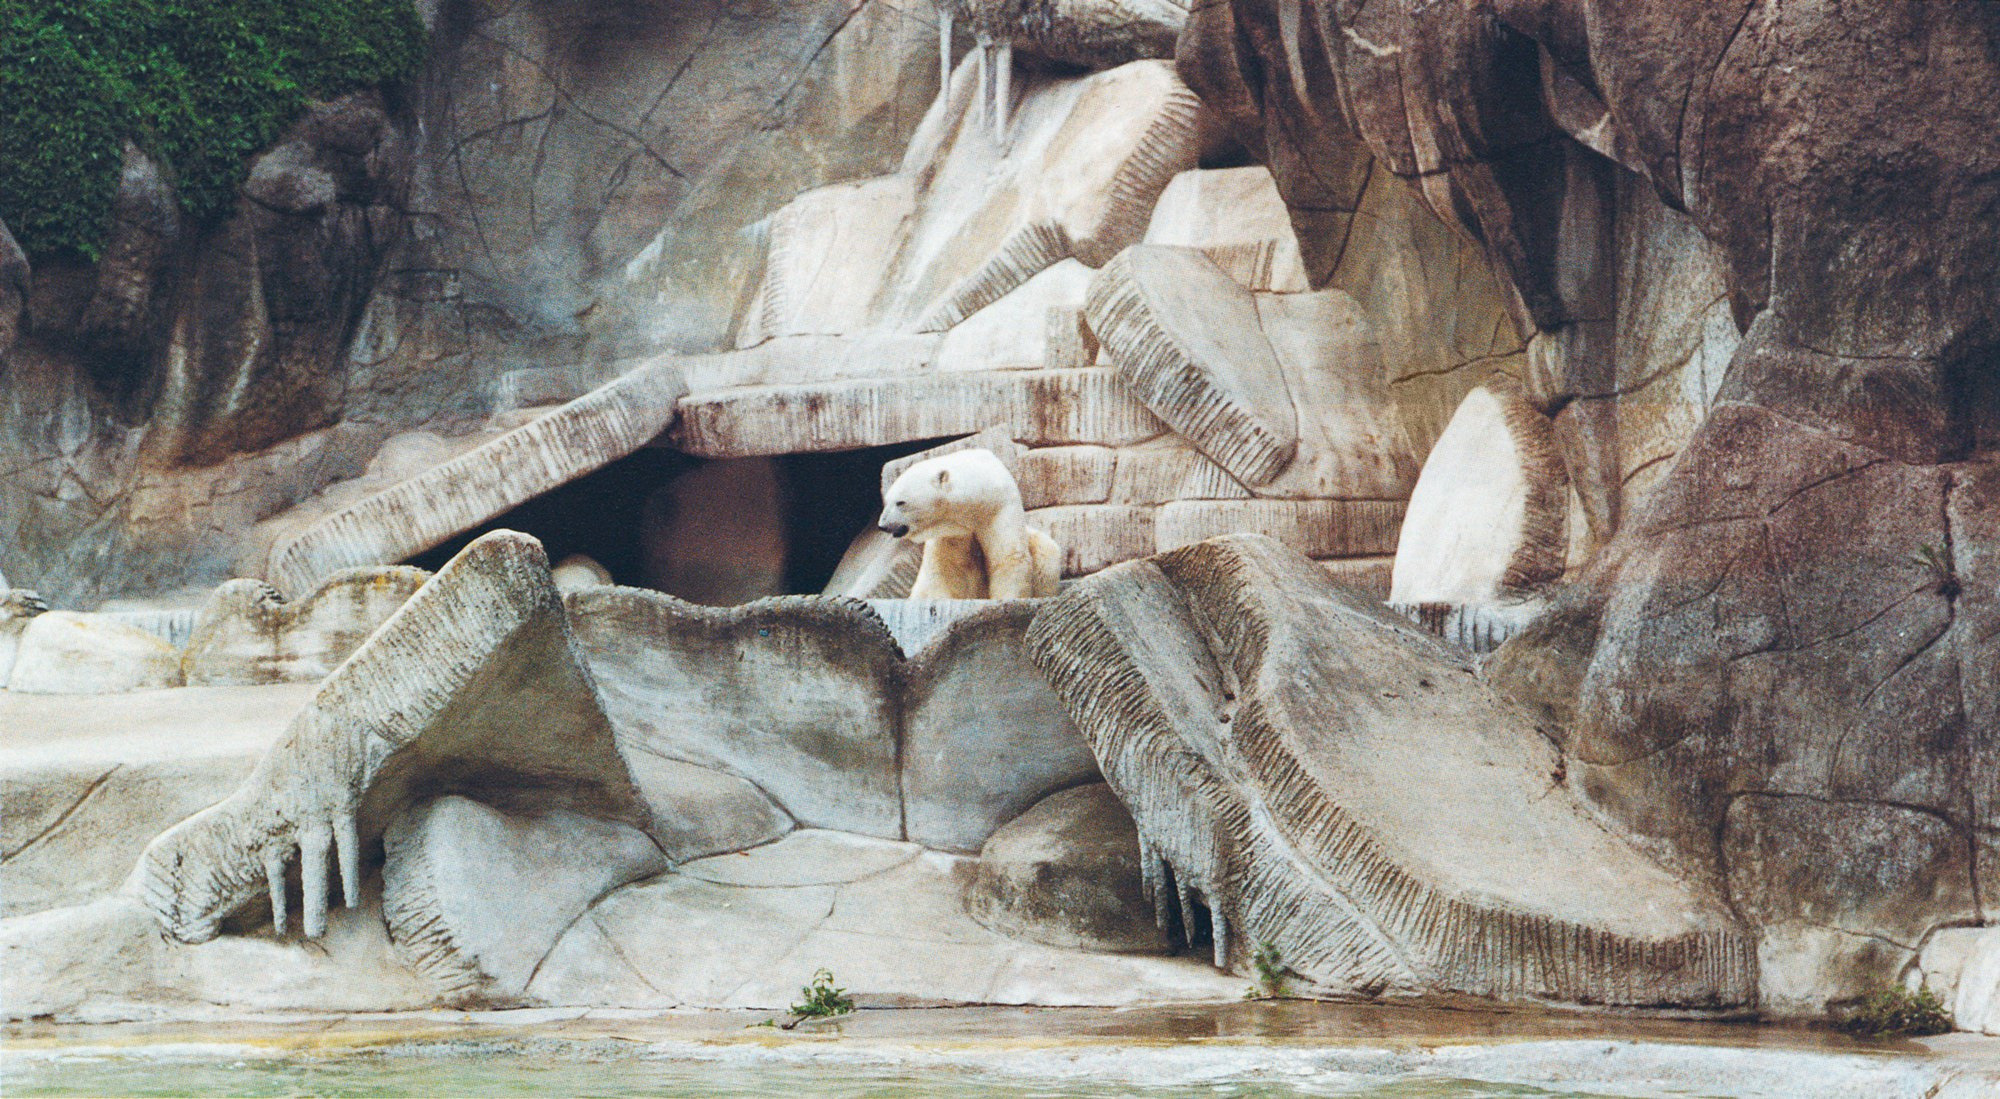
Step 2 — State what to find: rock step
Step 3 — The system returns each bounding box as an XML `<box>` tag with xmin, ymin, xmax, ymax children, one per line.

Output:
<box><xmin>671</xmin><ymin>368</ymin><xmax>1164</xmax><ymax>458</ymax></box>
<box><xmin>269</xmin><ymin>363</ymin><xmax>686</xmax><ymax>595</ymax></box>
<box><xmin>1024</xmin><ymin>534</ymin><xmax>1757</xmax><ymax>1008</ymax></box>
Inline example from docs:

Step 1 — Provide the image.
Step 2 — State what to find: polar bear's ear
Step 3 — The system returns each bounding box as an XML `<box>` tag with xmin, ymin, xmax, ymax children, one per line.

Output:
<box><xmin>934</xmin><ymin>467</ymin><xmax>951</xmax><ymax>486</ymax></box>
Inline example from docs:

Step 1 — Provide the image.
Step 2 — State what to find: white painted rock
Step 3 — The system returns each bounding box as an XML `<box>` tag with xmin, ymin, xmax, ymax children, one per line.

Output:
<box><xmin>8</xmin><ymin>612</ymin><xmax>182</xmax><ymax>694</ymax></box>
<box><xmin>1390</xmin><ymin>379</ymin><xmax>1569</xmax><ymax>604</ymax></box>
<box><xmin>550</xmin><ymin>554</ymin><xmax>613</xmax><ymax>592</ymax></box>
<box><xmin>0</xmin><ymin>589</ymin><xmax>47</xmax><ymax>689</ymax></box>
<box><xmin>1919</xmin><ymin>926</ymin><xmax>2000</xmax><ymax>1035</ymax></box>
<box><xmin>381</xmin><ymin>796</ymin><xmax>669</xmax><ymax>1003</ymax></box>
<box><xmin>1144</xmin><ymin>166</ymin><xmax>1309</xmax><ymax>292</ymax></box>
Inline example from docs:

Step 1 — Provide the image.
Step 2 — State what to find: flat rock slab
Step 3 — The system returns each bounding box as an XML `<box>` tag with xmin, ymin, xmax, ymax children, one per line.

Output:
<box><xmin>1025</xmin><ymin>534</ymin><xmax>1755</xmax><ymax>1009</ymax></box>
<box><xmin>0</xmin><ymin>684</ymin><xmax>317</xmax><ymax>917</ymax></box>
<box><xmin>1088</xmin><ymin>244</ymin><xmax>1297</xmax><ymax>486</ymax></box>
<box><xmin>524</xmin><ymin>830</ymin><xmax>1243</xmax><ymax>1009</ymax></box>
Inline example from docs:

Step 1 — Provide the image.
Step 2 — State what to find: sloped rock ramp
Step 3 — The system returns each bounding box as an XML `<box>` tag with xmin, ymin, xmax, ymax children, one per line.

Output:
<box><xmin>270</xmin><ymin>364</ymin><xmax>686</xmax><ymax>595</ymax></box>
<box><xmin>1025</xmin><ymin>534</ymin><xmax>1756</xmax><ymax>1009</ymax></box>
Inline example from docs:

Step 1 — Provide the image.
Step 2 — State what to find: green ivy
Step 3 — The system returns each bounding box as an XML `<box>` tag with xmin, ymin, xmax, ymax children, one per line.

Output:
<box><xmin>0</xmin><ymin>0</ymin><xmax>426</xmax><ymax>260</ymax></box>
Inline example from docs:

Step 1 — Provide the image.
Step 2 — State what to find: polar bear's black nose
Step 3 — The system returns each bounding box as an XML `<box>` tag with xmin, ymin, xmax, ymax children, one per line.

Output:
<box><xmin>879</xmin><ymin>522</ymin><xmax>909</xmax><ymax>538</ymax></box>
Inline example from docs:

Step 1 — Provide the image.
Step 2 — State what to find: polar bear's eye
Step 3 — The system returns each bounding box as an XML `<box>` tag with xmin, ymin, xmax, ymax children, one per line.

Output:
<box><xmin>894</xmin><ymin>500</ymin><xmax>907</xmax><ymax>508</ymax></box>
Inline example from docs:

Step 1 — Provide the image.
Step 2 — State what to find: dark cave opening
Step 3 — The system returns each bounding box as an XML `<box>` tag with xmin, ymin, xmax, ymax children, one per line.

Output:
<box><xmin>405</xmin><ymin>438</ymin><xmax>945</xmax><ymax>603</ymax></box>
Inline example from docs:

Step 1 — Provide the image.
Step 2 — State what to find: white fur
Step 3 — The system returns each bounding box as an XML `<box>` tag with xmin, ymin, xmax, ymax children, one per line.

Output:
<box><xmin>878</xmin><ymin>449</ymin><xmax>1062</xmax><ymax>599</ymax></box>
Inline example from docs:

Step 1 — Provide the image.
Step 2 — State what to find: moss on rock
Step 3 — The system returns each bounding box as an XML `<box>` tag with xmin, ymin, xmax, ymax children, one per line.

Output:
<box><xmin>0</xmin><ymin>0</ymin><xmax>426</xmax><ymax>260</ymax></box>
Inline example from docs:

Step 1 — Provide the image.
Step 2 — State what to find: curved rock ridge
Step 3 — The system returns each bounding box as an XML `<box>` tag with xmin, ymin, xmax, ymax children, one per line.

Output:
<box><xmin>131</xmin><ymin>531</ymin><xmax>647</xmax><ymax>944</ymax></box>
<box><xmin>1087</xmin><ymin>245</ymin><xmax>1299</xmax><ymax>486</ymax></box>
<box><xmin>181</xmin><ymin>566</ymin><xmax>431</xmax><ymax>687</ymax></box>
<box><xmin>570</xmin><ymin>587</ymin><xmax>1095</xmax><ymax>854</ymax></box>
<box><xmin>1024</xmin><ymin>534</ymin><xmax>1756</xmax><ymax>1008</ymax></box>
<box><xmin>269</xmin><ymin>363</ymin><xmax>687</xmax><ymax>595</ymax></box>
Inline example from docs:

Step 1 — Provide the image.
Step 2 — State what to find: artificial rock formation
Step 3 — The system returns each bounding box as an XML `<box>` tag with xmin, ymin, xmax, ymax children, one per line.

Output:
<box><xmin>1027</xmin><ymin>535</ymin><xmax>1754</xmax><ymax>1008</ymax></box>
<box><xmin>1390</xmin><ymin>378</ymin><xmax>1569</xmax><ymax>605</ymax></box>
<box><xmin>7</xmin><ymin>612</ymin><xmax>183</xmax><ymax>695</ymax></box>
<box><xmin>966</xmin><ymin>782</ymin><xmax>1171</xmax><ymax>954</ymax></box>
<box><xmin>180</xmin><ymin>566</ymin><xmax>429</xmax><ymax>686</ymax></box>
<box><xmin>132</xmin><ymin>531</ymin><xmax>647</xmax><ymax>943</ymax></box>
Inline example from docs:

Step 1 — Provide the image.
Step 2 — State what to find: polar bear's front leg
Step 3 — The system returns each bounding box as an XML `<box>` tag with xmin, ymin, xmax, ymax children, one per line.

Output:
<box><xmin>912</xmin><ymin>535</ymin><xmax>986</xmax><ymax>599</ymax></box>
<box><xmin>979</xmin><ymin>511</ymin><xmax>1042</xmax><ymax>600</ymax></box>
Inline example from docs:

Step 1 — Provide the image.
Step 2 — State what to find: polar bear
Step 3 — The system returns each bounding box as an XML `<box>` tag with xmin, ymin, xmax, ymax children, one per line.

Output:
<box><xmin>878</xmin><ymin>449</ymin><xmax>1063</xmax><ymax>599</ymax></box>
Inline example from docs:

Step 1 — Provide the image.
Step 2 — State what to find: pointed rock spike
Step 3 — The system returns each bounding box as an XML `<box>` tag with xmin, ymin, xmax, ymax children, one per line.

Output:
<box><xmin>300</xmin><ymin>824</ymin><xmax>331</xmax><ymax>938</ymax></box>
<box><xmin>1212</xmin><ymin>907</ymin><xmax>1230</xmax><ymax>970</ymax></box>
<box><xmin>1176</xmin><ymin>878</ymin><xmax>1198</xmax><ymax>953</ymax></box>
<box><xmin>263</xmin><ymin>844</ymin><xmax>289</xmax><ymax>935</ymax></box>
<box><xmin>994</xmin><ymin>38</ymin><xmax>1012</xmax><ymax>136</ymax></box>
<box><xmin>334</xmin><ymin>812</ymin><xmax>361</xmax><ymax>909</ymax></box>
<box><xmin>938</xmin><ymin>7</ymin><xmax>953</xmax><ymax>98</ymax></box>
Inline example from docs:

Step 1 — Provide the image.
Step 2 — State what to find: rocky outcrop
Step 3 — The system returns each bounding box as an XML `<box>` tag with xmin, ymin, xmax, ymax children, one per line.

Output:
<box><xmin>1026</xmin><ymin>534</ymin><xmax>1754</xmax><ymax>1008</ymax></box>
<box><xmin>8</xmin><ymin>612</ymin><xmax>182</xmax><ymax>695</ymax></box>
<box><xmin>380</xmin><ymin>796</ymin><xmax>668</xmax><ymax>1004</ymax></box>
<box><xmin>132</xmin><ymin>531</ymin><xmax>647</xmax><ymax>943</ymax></box>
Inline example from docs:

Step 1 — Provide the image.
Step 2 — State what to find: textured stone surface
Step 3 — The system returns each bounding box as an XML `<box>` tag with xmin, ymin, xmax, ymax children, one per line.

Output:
<box><xmin>0</xmin><ymin>684</ymin><xmax>315</xmax><ymax>917</ymax></box>
<box><xmin>381</xmin><ymin>796</ymin><xmax>668</xmax><ymax>1004</ymax></box>
<box><xmin>181</xmin><ymin>567</ymin><xmax>428</xmax><ymax>686</ymax></box>
<box><xmin>672</xmin><ymin>368</ymin><xmax>1163</xmax><ymax>457</ymax></box>
<box><xmin>1026</xmin><ymin>535</ymin><xmax>1754</xmax><ymax>1008</ymax></box>
<box><xmin>902</xmin><ymin>602</ymin><xmax>1098</xmax><ymax>853</ymax></box>
<box><xmin>7</xmin><ymin>612</ymin><xmax>183</xmax><ymax>695</ymax></box>
<box><xmin>1087</xmin><ymin>245</ymin><xmax>1296</xmax><ymax>486</ymax></box>
<box><xmin>523</xmin><ymin>829</ymin><xmax>1242</xmax><ymax>1009</ymax></box>
<box><xmin>966</xmin><ymin>783</ymin><xmax>1170</xmax><ymax>954</ymax></box>
<box><xmin>270</xmin><ymin>363</ymin><xmax>686</xmax><ymax>594</ymax></box>
<box><xmin>133</xmin><ymin>532</ymin><xmax>646</xmax><ymax>943</ymax></box>
<box><xmin>1390</xmin><ymin>380</ymin><xmax>1568</xmax><ymax>604</ymax></box>
<box><xmin>1143</xmin><ymin>167</ymin><xmax>1308</xmax><ymax>293</ymax></box>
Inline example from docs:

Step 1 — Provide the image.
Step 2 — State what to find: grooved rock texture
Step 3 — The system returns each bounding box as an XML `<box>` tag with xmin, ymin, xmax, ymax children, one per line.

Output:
<box><xmin>181</xmin><ymin>567</ymin><xmax>429</xmax><ymax>686</ymax></box>
<box><xmin>966</xmin><ymin>782</ymin><xmax>1171</xmax><ymax>954</ymax></box>
<box><xmin>1025</xmin><ymin>534</ymin><xmax>1754</xmax><ymax>1008</ymax></box>
<box><xmin>132</xmin><ymin>531</ymin><xmax>646</xmax><ymax>944</ymax></box>
<box><xmin>269</xmin><ymin>364</ymin><xmax>686</xmax><ymax>593</ymax></box>
<box><xmin>1390</xmin><ymin>379</ymin><xmax>1568</xmax><ymax>604</ymax></box>
<box><xmin>1087</xmin><ymin>245</ymin><xmax>1297</xmax><ymax>486</ymax></box>
<box><xmin>380</xmin><ymin>796</ymin><xmax>668</xmax><ymax>1004</ymax></box>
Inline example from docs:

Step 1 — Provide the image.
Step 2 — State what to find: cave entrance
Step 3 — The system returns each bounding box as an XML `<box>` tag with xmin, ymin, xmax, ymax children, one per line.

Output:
<box><xmin>406</xmin><ymin>439</ymin><xmax>941</xmax><ymax>604</ymax></box>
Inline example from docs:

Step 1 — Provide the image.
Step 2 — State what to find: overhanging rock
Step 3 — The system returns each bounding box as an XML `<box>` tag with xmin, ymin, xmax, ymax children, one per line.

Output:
<box><xmin>1025</xmin><ymin>534</ymin><xmax>1756</xmax><ymax>1009</ymax></box>
<box><xmin>132</xmin><ymin>531</ymin><xmax>648</xmax><ymax>943</ymax></box>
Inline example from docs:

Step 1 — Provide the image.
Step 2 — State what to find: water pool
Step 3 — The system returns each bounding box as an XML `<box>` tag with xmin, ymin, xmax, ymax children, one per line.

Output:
<box><xmin>6</xmin><ymin>1002</ymin><xmax>1987</xmax><ymax>1098</ymax></box>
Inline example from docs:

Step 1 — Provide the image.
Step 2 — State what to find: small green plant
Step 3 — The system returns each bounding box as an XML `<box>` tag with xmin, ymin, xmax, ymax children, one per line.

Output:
<box><xmin>1910</xmin><ymin>543</ymin><xmax>1961</xmax><ymax>599</ymax></box>
<box><xmin>776</xmin><ymin>968</ymin><xmax>854</xmax><ymax>1028</ymax></box>
<box><xmin>1243</xmin><ymin>941</ymin><xmax>1289</xmax><ymax>1000</ymax></box>
<box><xmin>1837</xmin><ymin>984</ymin><xmax>1954</xmax><ymax>1038</ymax></box>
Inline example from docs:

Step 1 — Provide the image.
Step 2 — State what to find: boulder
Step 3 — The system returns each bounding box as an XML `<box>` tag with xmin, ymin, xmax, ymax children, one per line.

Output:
<box><xmin>549</xmin><ymin>554</ymin><xmax>612</xmax><ymax>592</ymax></box>
<box><xmin>381</xmin><ymin>796</ymin><xmax>669</xmax><ymax>1003</ymax></box>
<box><xmin>966</xmin><ymin>783</ymin><xmax>1170</xmax><ymax>954</ymax></box>
<box><xmin>7</xmin><ymin>612</ymin><xmax>182</xmax><ymax>694</ymax></box>
<box><xmin>1389</xmin><ymin>379</ymin><xmax>1569</xmax><ymax>604</ymax></box>
<box><xmin>1143</xmin><ymin>167</ymin><xmax>1309</xmax><ymax>293</ymax></box>
<box><xmin>1025</xmin><ymin>534</ymin><xmax>1754</xmax><ymax>1008</ymax></box>
<box><xmin>0</xmin><ymin>589</ymin><xmax>47</xmax><ymax>688</ymax></box>
<box><xmin>180</xmin><ymin>567</ymin><xmax>428</xmax><ymax>686</ymax></box>
<box><xmin>902</xmin><ymin>603</ymin><xmax>1099</xmax><ymax>853</ymax></box>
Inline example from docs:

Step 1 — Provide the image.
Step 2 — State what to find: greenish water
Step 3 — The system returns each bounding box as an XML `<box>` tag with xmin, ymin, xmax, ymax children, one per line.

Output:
<box><xmin>0</xmin><ymin>1048</ymin><xmax>1632</xmax><ymax>1099</ymax></box>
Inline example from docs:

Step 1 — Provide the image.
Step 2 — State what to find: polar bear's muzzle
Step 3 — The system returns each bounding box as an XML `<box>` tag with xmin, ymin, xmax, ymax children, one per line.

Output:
<box><xmin>879</xmin><ymin>520</ymin><xmax>910</xmax><ymax>538</ymax></box>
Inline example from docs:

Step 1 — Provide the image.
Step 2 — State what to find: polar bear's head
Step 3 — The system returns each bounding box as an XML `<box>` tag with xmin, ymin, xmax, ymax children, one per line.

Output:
<box><xmin>878</xmin><ymin>448</ymin><xmax>1016</xmax><ymax>543</ymax></box>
